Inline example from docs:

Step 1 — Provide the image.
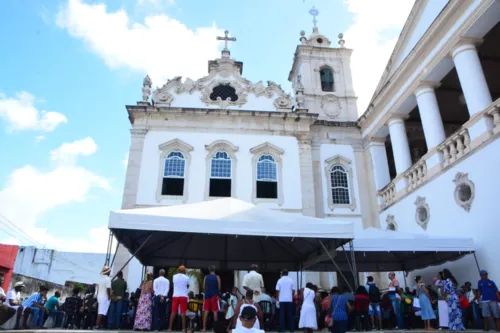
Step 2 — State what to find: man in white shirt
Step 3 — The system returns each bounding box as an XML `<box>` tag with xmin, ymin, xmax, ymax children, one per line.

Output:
<box><xmin>168</xmin><ymin>265</ymin><xmax>190</xmax><ymax>332</ymax></box>
<box><xmin>153</xmin><ymin>269</ymin><xmax>170</xmax><ymax>331</ymax></box>
<box><xmin>96</xmin><ymin>266</ymin><xmax>111</xmax><ymax>329</ymax></box>
<box><xmin>243</xmin><ymin>264</ymin><xmax>264</xmax><ymax>302</ymax></box>
<box><xmin>275</xmin><ymin>269</ymin><xmax>296</xmax><ymax>333</ymax></box>
<box><xmin>6</xmin><ymin>281</ymin><xmax>25</xmax><ymax>329</ymax></box>
<box><xmin>233</xmin><ymin>306</ymin><xmax>265</xmax><ymax>333</ymax></box>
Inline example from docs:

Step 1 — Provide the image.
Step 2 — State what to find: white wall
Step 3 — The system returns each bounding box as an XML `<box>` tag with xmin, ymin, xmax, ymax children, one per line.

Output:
<box><xmin>379</xmin><ymin>138</ymin><xmax>500</xmax><ymax>282</ymax></box>
<box><xmin>136</xmin><ymin>131</ymin><xmax>303</xmax><ymax>210</ymax></box>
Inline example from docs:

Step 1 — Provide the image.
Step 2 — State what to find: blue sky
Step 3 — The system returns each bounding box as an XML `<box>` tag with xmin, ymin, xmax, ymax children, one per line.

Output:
<box><xmin>0</xmin><ymin>0</ymin><xmax>413</xmax><ymax>252</ymax></box>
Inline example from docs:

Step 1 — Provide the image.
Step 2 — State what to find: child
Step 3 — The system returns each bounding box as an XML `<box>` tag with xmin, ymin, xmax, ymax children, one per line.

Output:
<box><xmin>226</xmin><ymin>287</ymin><xmax>238</xmax><ymax>329</ymax></box>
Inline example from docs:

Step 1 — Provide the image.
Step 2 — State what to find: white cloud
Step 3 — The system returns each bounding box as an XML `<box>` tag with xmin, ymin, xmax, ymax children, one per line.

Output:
<box><xmin>35</xmin><ymin>135</ymin><xmax>47</xmax><ymax>143</ymax></box>
<box><xmin>137</xmin><ymin>0</ymin><xmax>175</xmax><ymax>5</ymax></box>
<box><xmin>343</xmin><ymin>0</ymin><xmax>414</xmax><ymax>113</ymax></box>
<box><xmin>0</xmin><ymin>92</ymin><xmax>67</xmax><ymax>132</ymax></box>
<box><xmin>56</xmin><ymin>0</ymin><xmax>222</xmax><ymax>85</ymax></box>
<box><xmin>0</xmin><ymin>138</ymin><xmax>111</xmax><ymax>253</ymax></box>
<box><xmin>50</xmin><ymin>136</ymin><xmax>98</xmax><ymax>165</ymax></box>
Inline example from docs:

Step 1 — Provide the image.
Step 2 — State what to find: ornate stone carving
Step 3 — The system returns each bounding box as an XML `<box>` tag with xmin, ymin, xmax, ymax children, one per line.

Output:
<box><xmin>386</xmin><ymin>214</ymin><xmax>397</xmax><ymax>231</ymax></box>
<box><xmin>142</xmin><ymin>75</ymin><xmax>152</xmax><ymax>102</ymax></box>
<box><xmin>321</xmin><ymin>94</ymin><xmax>342</xmax><ymax>119</ymax></box>
<box><xmin>453</xmin><ymin>172</ymin><xmax>475</xmax><ymax>212</ymax></box>
<box><xmin>152</xmin><ymin>89</ymin><xmax>174</xmax><ymax>106</ymax></box>
<box><xmin>274</xmin><ymin>95</ymin><xmax>293</xmax><ymax>109</ymax></box>
<box><xmin>414</xmin><ymin>196</ymin><xmax>430</xmax><ymax>230</ymax></box>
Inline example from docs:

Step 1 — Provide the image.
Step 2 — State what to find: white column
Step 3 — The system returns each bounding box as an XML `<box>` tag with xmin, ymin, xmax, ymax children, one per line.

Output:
<box><xmin>368</xmin><ymin>138</ymin><xmax>391</xmax><ymax>190</ymax></box>
<box><xmin>415</xmin><ymin>82</ymin><xmax>446</xmax><ymax>149</ymax></box>
<box><xmin>452</xmin><ymin>41</ymin><xmax>492</xmax><ymax>116</ymax></box>
<box><xmin>388</xmin><ymin>117</ymin><xmax>412</xmax><ymax>174</ymax></box>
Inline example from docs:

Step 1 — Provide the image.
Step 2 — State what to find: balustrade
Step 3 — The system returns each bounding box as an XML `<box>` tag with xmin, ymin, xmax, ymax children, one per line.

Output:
<box><xmin>404</xmin><ymin>160</ymin><xmax>427</xmax><ymax>191</ymax></box>
<box><xmin>437</xmin><ymin>129</ymin><xmax>471</xmax><ymax>167</ymax></box>
<box><xmin>378</xmin><ymin>182</ymin><xmax>396</xmax><ymax>208</ymax></box>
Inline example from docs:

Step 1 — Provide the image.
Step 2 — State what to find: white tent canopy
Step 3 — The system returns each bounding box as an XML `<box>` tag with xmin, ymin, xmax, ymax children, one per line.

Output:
<box><xmin>109</xmin><ymin>198</ymin><xmax>354</xmax><ymax>271</ymax></box>
<box><xmin>308</xmin><ymin>227</ymin><xmax>475</xmax><ymax>272</ymax></box>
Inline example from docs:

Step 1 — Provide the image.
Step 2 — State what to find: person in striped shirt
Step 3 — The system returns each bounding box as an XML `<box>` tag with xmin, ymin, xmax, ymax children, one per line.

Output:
<box><xmin>22</xmin><ymin>285</ymin><xmax>49</xmax><ymax>328</ymax></box>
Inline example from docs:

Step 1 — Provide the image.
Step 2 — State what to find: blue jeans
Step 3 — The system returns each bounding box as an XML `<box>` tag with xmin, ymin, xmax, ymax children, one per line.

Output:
<box><xmin>153</xmin><ymin>296</ymin><xmax>167</xmax><ymax>330</ymax></box>
<box><xmin>472</xmin><ymin>302</ymin><xmax>482</xmax><ymax>329</ymax></box>
<box><xmin>108</xmin><ymin>300</ymin><xmax>123</xmax><ymax>329</ymax></box>
<box><xmin>29</xmin><ymin>307</ymin><xmax>45</xmax><ymax>327</ymax></box>
<box><xmin>48</xmin><ymin>310</ymin><xmax>65</xmax><ymax>327</ymax></box>
<box><xmin>331</xmin><ymin>319</ymin><xmax>348</xmax><ymax>333</ymax></box>
<box><xmin>279</xmin><ymin>301</ymin><xmax>294</xmax><ymax>332</ymax></box>
<box><xmin>389</xmin><ymin>296</ymin><xmax>403</xmax><ymax>328</ymax></box>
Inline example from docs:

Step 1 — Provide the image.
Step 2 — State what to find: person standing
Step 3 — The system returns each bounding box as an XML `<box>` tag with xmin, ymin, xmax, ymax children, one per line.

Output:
<box><xmin>96</xmin><ymin>265</ymin><xmax>112</xmax><ymax>329</ymax></box>
<box><xmin>134</xmin><ymin>272</ymin><xmax>154</xmax><ymax>330</ymax></box>
<box><xmin>45</xmin><ymin>291</ymin><xmax>65</xmax><ymax>328</ymax></box>
<box><xmin>330</xmin><ymin>287</ymin><xmax>351</xmax><ymax>333</ymax></box>
<box><xmin>276</xmin><ymin>269</ymin><xmax>296</xmax><ymax>332</ymax></box>
<box><xmin>226</xmin><ymin>287</ymin><xmax>239</xmax><ymax>328</ymax></box>
<box><xmin>299</xmin><ymin>282</ymin><xmax>317</xmax><ymax>333</ymax></box>
<box><xmin>415</xmin><ymin>276</ymin><xmax>436</xmax><ymax>331</ymax></box>
<box><xmin>475</xmin><ymin>270</ymin><xmax>500</xmax><ymax>331</ymax></box>
<box><xmin>153</xmin><ymin>269</ymin><xmax>170</xmax><ymax>331</ymax></box>
<box><xmin>168</xmin><ymin>265</ymin><xmax>190</xmax><ymax>332</ymax></box>
<box><xmin>6</xmin><ymin>281</ymin><xmax>25</xmax><ymax>329</ymax></box>
<box><xmin>63</xmin><ymin>287</ymin><xmax>83</xmax><ymax>329</ymax></box>
<box><xmin>109</xmin><ymin>271</ymin><xmax>128</xmax><ymax>329</ymax></box>
<box><xmin>22</xmin><ymin>285</ymin><xmax>49</xmax><ymax>329</ymax></box>
<box><xmin>243</xmin><ymin>264</ymin><xmax>264</xmax><ymax>303</ymax></box>
<box><xmin>365</xmin><ymin>276</ymin><xmax>382</xmax><ymax>330</ymax></box>
<box><xmin>202</xmin><ymin>265</ymin><xmax>221</xmax><ymax>332</ymax></box>
<box><xmin>387</xmin><ymin>272</ymin><xmax>403</xmax><ymax>330</ymax></box>
<box><xmin>442</xmin><ymin>269</ymin><xmax>464</xmax><ymax>332</ymax></box>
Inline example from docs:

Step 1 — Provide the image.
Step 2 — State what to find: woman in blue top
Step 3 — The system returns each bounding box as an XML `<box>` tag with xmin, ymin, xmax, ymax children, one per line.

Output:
<box><xmin>330</xmin><ymin>287</ymin><xmax>352</xmax><ymax>333</ymax></box>
<box><xmin>415</xmin><ymin>275</ymin><xmax>436</xmax><ymax>330</ymax></box>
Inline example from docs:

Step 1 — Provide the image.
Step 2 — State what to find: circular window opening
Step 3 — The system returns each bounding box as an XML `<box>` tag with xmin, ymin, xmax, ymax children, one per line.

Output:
<box><xmin>417</xmin><ymin>207</ymin><xmax>428</xmax><ymax>222</ymax></box>
<box><xmin>317</xmin><ymin>38</ymin><xmax>323</xmax><ymax>44</ymax></box>
<box><xmin>458</xmin><ymin>184</ymin><xmax>472</xmax><ymax>202</ymax></box>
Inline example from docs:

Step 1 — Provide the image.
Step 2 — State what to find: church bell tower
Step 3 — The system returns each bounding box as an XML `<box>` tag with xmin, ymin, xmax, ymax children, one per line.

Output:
<box><xmin>288</xmin><ymin>7</ymin><xmax>357</xmax><ymax>121</ymax></box>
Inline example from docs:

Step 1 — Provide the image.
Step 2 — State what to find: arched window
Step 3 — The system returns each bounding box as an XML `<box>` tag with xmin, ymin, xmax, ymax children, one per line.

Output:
<box><xmin>209</xmin><ymin>151</ymin><xmax>232</xmax><ymax>197</ymax></box>
<box><xmin>162</xmin><ymin>151</ymin><xmax>185</xmax><ymax>196</ymax></box>
<box><xmin>320</xmin><ymin>66</ymin><xmax>334</xmax><ymax>92</ymax></box>
<box><xmin>256</xmin><ymin>154</ymin><xmax>278</xmax><ymax>199</ymax></box>
<box><xmin>330</xmin><ymin>165</ymin><xmax>350</xmax><ymax>205</ymax></box>
<box><xmin>210</xmin><ymin>84</ymin><xmax>238</xmax><ymax>101</ymax></box>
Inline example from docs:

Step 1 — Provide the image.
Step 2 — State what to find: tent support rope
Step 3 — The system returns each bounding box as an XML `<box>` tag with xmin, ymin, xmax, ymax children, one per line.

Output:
<box><xmin>349</xmin><ymin>240</ymin><xmax>359</xmax><ymax>289</ymax></box>
<box><xmin>112</xmin><ymin>232</ymin><xmax>153</xmax><ymax>280</ymax></box>
<box><xmin>109</xmin><ymin>240</ymin><xmax>121</xmax><ymax>269</ymax></box>
<box><xmin>319</xmin><ymin>240</ymin><xmax>354</xmax><ymax>292</ymax></box>
<box><xmin>104</xmin><ymin>231</ymin><xmax>114</xmax><ymax>266</ymax></box>
<box><xmin>473</xmin><ymin>252</ymin><xmax>481</xmax><ymax>274</ymax></box>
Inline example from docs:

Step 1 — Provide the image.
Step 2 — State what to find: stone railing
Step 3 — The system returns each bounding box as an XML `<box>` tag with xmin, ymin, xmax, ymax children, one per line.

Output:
<box><xmin>378</xmin><ymin>181</ymin><xmax>396</xmax><ymax>208</ymax></box>
<box><xmin>437</xmin><ymin>129</ymin><xmax>471</xmax><ymax>167</ymax></box>
<box><xmin>486</xmin><ymin>105</ymin><xmax>500</xmax><ymax>134</ymax></box>
<box><xmin>404</xmin><ymin>159</ymin><xmax>427</xmax><ymax>191</ymax></box>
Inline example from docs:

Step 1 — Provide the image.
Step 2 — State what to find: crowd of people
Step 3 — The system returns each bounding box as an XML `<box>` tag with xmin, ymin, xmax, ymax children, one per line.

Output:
<box><xmin>0</xmin><ymin>265</ymin><xmax>499</xmax><ymax>333</ymax></box>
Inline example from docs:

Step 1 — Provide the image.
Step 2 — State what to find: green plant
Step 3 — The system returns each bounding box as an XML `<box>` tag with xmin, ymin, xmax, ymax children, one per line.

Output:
<box><xmin>165</xmin><ymin>267</ymin><xmax>204</xmax><ymax>292</ymax></box>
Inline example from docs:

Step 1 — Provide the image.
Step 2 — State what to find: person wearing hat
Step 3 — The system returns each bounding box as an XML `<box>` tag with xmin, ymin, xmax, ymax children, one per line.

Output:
<box><xmin>234</xmin><ymin>306</ymin><xmax>265</xmax><ymax>333</ymax></box>
<box><xmin>96</xmin><ymin>265</ymin><xmax>112</xmax><ymax>329</ymax></box>
<box><xmin>22</xmin><ymin>285</ymin><xmax>49</xmax><ymax>329</ymax></box>
<box><xmin>475</xmin><ymin>270</ymin><xmax>500</xmax><ymax>331</ymax></box>
<box><xmin>6</xmin><ymin>281</ymin><xmax>25</xmax><ymax>329</ymax></box>
<box><xmin>168</xmin><ymin>265</ymin><xmax>190</xmax><ymax>332</ymax></box>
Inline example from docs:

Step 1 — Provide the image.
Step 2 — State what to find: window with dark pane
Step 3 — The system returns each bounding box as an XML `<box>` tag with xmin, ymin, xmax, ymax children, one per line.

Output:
<box><xmin>256</xmin><ymin>154</ymin><xmax>278</xmax><ymax>199</ymax></box>
<box><xmin>320</xmin><ymin>66</ymin><xmax>334</xmax><ymax>92</ymax></box>
<box><xmin>161</xmin><ymin>151</ymin><xmax>185</xmax><ymax>196</ymax></box>
<box><xmin>209</xmin><ymin>151</ymin><xmax>232</xmax><ymax>197</ymax></box>
<box><xmin>210</xmin><ymin>84</ymin><xmax>238</xmax><ymax>102</ymax></box>
<box><xmin>330</xmin><ymin>165</ymin><xmax>350</xmax><ymax>204</ymax></box>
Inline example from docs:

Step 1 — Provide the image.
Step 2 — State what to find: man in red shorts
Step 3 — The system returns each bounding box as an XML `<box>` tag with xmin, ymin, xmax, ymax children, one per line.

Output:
<box><xmin>202</xmin><ymin>265</ymin><xmax>221</xmax><ymax>331</ymax></box>
<box><xmin>168</xmin><ymin>265</ymin><xmax>190</xmax><ymax>332</ymax></box>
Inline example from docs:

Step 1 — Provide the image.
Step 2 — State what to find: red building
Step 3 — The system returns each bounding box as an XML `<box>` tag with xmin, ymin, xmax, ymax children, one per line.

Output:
<box><xmin>0</xmin><ymin>244</ymin><xmax>19</xmax><ymax>290</ymax></box>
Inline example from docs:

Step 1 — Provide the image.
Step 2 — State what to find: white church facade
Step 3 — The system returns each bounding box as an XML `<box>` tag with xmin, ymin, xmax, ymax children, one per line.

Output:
<box><xmin>116</xmin><ymin>0</ymin><xmax>500</xmax><ymax>290</ymax></box>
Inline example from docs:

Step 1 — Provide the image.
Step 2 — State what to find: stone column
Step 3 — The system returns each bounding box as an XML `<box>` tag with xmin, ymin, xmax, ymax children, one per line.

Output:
<box><xmin>452</xmin><ymin>40</ymin><xmax>494</xmax><ymax>143</ymax></box>
<box><xmin>354</xmin><ymin>144</ymin><xmax>380</xmax><ymax>228</ymax></box>
<box><xmin>114</xmin><ymin>127</ymin><xmax>148</xmax><ymax>280</ymax></box>
<box><xmin>297</xmin><ymin>135</ymin><xmax>316</xmax><ymax>217</ymax></box>
<box><xmin>415</xmin><ymin>82</ymin><xmax>446</xmax><ymax>149</ymax></box>
<box><xmin>367</xmin><ymin>138</ymin><xmax>391</xmax><ymax>190</ymax></box>
<box><xmin>387</xmin><ymin>117</ymin><xmax>412</xmax><ymax>174</ymax></box>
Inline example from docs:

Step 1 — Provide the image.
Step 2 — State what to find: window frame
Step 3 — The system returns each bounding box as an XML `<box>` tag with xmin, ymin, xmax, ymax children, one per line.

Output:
<box><xmin>250</xmin><ymin>142</ymin><xmax>284</xmax><ymax>205</ymax></box>
<box><xmin>324</xmin><ymin>155</ymin><xmax>356</xmax><ymax>211</ymax></box>
<box><xmin>205</xmin><ymin>140</ymin><xmax>239</xmax><ymax>200</ymax></box>
<box><xmin>155</xmin><ymin>139</ymin><xmax>193</xmax><ymax>203</ymax></box>
<box><xmin>319</xmin><ymin>65</ymin><xmax>335</xmax><ymax>92</ymax></box>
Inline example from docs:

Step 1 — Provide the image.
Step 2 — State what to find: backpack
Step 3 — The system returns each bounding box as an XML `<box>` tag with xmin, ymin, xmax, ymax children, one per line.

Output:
<box><xmin>369</xmin><ymin>284</ymin><xmax>381</xmax><ymax>303</ymax></box>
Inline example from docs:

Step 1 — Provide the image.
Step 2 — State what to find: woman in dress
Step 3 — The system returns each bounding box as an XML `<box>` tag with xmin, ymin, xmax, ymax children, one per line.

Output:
<box><xmin>134</xmin><ymin>272</ymin><xmax>153</xmax><ymax>331</ymax></box>
<box><xmin>442</xmin><ymin>269</ymin><xmax>464</xmax><ymax>332</ymax></box>
<box><xmin>226</xmin><ymin>287</ymin><xmax>238</xmax><ymax>328</ymax></box>
<box><xmin>415</xmin><ymin>276</ymin><xmax>436</xmax><ymax>331</ymax></box>
<box><xmin>233</xmin><ymin>290</ymin><xmax>263</xmax><ymax>330</ymax></box>
<box><xmin>330</xmin><ymin>287</ymin><xmax>351</xmax><ymax>333</ymax></box>
<box><xmin>299</xmin><ymin>282</ymin><xmax>318</xmax><ymax>333</ymax></box>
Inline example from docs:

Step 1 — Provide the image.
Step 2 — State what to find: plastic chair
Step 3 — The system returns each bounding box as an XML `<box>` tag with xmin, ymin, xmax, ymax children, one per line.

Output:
<box><xmin>259</xmin><ymin>301</ymin><xmax>273</xmax><ymax>331</ymax></box>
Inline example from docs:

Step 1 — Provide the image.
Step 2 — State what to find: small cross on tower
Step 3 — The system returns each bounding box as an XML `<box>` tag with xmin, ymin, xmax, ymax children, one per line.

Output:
<box><xmin>217</xmin><ymin>30</ymin><xmax>236</xmax><ymax>57</ymax></box>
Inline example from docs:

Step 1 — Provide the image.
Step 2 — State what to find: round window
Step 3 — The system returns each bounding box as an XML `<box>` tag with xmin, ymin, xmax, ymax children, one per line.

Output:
<box><xmin>317</xmin><ymin>38</ymin><xmax>323</xmax><ymax>44</ymax></box>
<box><xmin>458</xmin><ymin>184</ymin><xmax>472</xmax><ymax>202</ymax></box>
<box><xmin>417</xmin><ymin>207</ymin><xmax>428</xmax><ymax>222</ymax></box>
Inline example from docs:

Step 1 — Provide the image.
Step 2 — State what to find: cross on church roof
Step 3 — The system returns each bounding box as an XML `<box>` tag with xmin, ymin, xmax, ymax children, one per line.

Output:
<box><xmin>309</xmin><ymin>6</ymin><xmax>319</xmax><ymax>28</ymax></box>
<box><xmin>217</xmin><ymin>30</ymin><xmax>236</xmax><ymax>52</ymax></box>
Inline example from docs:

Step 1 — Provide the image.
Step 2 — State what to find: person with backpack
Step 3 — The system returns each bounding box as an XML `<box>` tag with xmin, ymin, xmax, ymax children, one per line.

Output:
<box><xmin>365</xmin><ymin>276</ymin><xmax>382</xmax><ymax>330</ymax></box>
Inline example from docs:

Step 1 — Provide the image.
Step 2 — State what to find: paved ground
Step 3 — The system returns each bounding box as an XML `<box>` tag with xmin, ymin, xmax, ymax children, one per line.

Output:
<box><xmin>0</xmin><ymin>330</ymin><xmax>489</xmax><ymax>333</ymax></box>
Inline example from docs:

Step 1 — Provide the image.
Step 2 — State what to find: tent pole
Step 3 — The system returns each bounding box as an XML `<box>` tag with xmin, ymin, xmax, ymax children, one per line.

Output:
<box><xmin>319</xmin><ymin>240</ymin><xmax>354</xmax><ymax>293</ymax></box>
<box><xmin>403</xmin><ymin>271</ymin><xmax>408</xmax><ymax>289</ymax></box>
<box><xmin>109</xmin><ymin>240</ymin><xmax>121</xmax><ymax>269</ymax></box>
<box><xmin>341</xmin><ymin>245</ymin><xmax>354</xmax><ymax>275</ymax></box>
<box><xmin>349</xmin><ymin>240</ymin><xmax>359</xmax><ymax>289</ymax></box>
<box><xmin>473</xmin><ymin>252</ymin><xmax>481</xmax><ymax>274</ymax></box>
<box><xmin>112</xmin><ymin>232</ymin><xmax>153</xmax><ymax>280</ymax></box>
<box><xmin>104</xmin><ymin>231</ymin><xmax>113</xmax><ymax>266</ymax></box>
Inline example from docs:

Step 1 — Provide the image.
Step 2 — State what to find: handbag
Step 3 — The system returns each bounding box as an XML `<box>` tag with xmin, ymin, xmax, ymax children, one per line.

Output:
<box><xmin>328</xmin><ymin>296</ymin><xmax>341</xmax><ymax>328</ymax></box>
